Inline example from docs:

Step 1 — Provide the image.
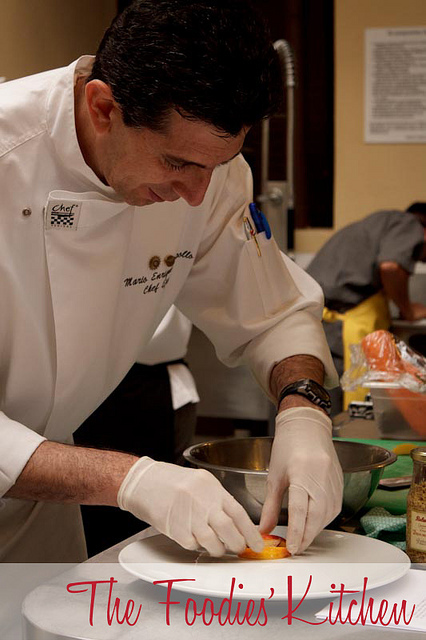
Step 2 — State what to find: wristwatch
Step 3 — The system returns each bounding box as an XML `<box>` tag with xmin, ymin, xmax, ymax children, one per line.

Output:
<box><xmin>277</xmin><ymin>379</ymin><xmax>332</xmax><ymax>416</ymax></box>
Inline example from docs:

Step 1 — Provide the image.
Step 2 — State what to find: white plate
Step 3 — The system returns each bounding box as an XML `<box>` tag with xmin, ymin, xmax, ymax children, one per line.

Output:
<box><xmin>119</xmin><ymin>527</ymin><xmax>410</xmax><ymax>601</ymax></box>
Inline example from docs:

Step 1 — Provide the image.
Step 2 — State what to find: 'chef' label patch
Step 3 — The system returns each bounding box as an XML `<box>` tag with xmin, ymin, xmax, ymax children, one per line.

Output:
<box><xmin>45</xmin><ymin>200</ymin><xmax>82</xmax><ymax>230</ymax></box>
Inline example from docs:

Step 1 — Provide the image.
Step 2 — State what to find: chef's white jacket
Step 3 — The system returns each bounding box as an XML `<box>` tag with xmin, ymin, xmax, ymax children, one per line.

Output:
<box><xmin>0</xmin><ymin>56</ymin><xmax>336</xmax><ymax>561</ymax></box>
<box><xmin>137</xmin><ymin>307</ymin><xmax>200</xmax><ymax>409</ymax></box>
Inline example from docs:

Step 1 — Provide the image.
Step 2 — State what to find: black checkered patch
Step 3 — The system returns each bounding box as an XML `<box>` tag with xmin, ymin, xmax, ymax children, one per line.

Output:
<box><xmin>51</xmin><ymin>213</ymin><xmax>75</xmax><ymax>228</ymax></box>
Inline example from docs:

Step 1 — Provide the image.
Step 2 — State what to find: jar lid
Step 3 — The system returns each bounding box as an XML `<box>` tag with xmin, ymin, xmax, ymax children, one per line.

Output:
<box><xmin>410</xmin><ymin>447</ymin><xmax>426</xmax><ymax>462</ymax></box>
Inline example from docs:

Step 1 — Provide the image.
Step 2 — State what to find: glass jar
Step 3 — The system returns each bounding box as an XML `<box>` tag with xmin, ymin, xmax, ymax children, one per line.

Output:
<box><xmin>406</xmin><ymin>447</ymin><xmax>426</xmax><ymax>563</ymax></box>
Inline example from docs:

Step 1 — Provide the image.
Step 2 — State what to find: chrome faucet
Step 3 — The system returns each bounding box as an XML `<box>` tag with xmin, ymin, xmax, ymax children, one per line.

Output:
<box><xmin>257</xmin><ymin>39</ymin><xmax>296</xmax><ymax>252</ymax></box>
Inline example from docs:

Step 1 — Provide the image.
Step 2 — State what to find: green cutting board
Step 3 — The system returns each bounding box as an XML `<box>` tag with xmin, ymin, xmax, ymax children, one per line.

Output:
<box><xmin>335</xmin><ymin>437</ymin><xmax>426</xmax><ymax>514</ymax></box>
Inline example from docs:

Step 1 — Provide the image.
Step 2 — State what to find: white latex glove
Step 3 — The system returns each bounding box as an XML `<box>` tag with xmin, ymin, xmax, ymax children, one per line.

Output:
<box><xmin>259</xmin><ymin>407</ymin><xmax>343</xmax><ymax>555</ymax></box>
<box><xmin>118</xmin><ymin>457</ymin><xmax>264</xmax><ymax>557</ymax></box>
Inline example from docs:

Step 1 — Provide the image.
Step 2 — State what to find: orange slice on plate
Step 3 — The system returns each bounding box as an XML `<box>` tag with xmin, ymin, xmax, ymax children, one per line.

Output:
<box><xmin>238</xmin><ymin>534</ymin><xmax>291</xmax><ymax>560</ymax></box>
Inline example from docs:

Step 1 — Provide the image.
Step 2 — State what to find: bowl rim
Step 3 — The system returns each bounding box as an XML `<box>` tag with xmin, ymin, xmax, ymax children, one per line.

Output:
<box><xmin>183</xmin><ymin>437</ymin><xmax>397</xmax><ymax>474</ymax></box>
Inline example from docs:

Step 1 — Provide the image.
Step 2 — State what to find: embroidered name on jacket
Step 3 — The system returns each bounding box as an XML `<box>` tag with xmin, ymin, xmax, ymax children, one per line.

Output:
<box><xmin>45</xmin><ymin>200</ymin><xmax>82</xmax><ymax>230</ymax></box>
<box><xmin>123</xmin><ymin>251</ymin><xmax>194</xmax><ymax>295</ymax></box>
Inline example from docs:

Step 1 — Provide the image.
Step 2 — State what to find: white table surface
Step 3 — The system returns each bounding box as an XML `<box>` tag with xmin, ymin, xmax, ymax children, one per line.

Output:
<box><xmin>10</xmin><ymin>526</ymin><xmax>424</xmax><ymax>640</ymax></box>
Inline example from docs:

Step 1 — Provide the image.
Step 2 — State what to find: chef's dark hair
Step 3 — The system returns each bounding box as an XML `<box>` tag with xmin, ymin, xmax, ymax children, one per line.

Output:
<box><xmin>87</xmin><ymin>0</ymin><xmax>281</xmax><ymax>135</ymax></box>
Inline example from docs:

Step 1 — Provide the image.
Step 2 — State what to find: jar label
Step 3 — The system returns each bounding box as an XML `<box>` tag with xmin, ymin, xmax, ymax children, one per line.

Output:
<box><xmin>410</xmin><ymin>510</ymin><xmax>426</xmax><ymax>551</ymax></box>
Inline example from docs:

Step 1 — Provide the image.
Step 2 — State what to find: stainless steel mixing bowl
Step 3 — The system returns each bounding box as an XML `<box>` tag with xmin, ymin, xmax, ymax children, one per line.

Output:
<box><xmin>183</xmin><ymin>438</ymin><xmax>397</xmax><ymax>523</ymax></box>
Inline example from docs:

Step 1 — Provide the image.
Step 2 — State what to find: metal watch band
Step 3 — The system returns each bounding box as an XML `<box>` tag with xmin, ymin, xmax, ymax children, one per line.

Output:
<box><xmin>277</xmin><ymin>378</ymin><xmax>332</xmax><ymax>415</ymax></box>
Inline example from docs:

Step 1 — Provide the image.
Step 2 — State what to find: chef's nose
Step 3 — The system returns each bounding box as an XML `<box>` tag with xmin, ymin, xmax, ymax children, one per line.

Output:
<box><xmin>172</xmin><ymin>169</ymin><xmax>213</xmax><ymax>207</ymax></box>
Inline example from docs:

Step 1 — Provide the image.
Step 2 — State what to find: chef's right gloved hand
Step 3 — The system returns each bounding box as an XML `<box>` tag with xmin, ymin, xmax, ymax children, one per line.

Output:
<box><xmin>259</xmin><ymin>407</ymin><xmax>343</xmax><ymax>555</ymax></box>
<box><xmin>117</xmin><ymin>456</ymin><xmax>264</xmax><ymax>557</ymax></box>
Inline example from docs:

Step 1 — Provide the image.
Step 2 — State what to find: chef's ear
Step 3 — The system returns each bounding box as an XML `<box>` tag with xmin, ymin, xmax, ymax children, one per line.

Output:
<box><xmin>85</xmin><ymin>80</ymin><xmax>119</xmax><ymax>133</ymax></box>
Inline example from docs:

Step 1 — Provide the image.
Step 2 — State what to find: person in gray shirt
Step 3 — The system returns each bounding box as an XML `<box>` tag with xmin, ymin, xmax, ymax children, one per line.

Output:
<box><xmin>307</xmin><ymin>203</ymin><xmax>426</xmax><ymax>413</ymax></box>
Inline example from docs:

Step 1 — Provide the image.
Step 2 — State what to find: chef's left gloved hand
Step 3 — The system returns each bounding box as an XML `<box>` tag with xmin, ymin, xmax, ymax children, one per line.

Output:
<box><xmin>117</xmin><ymin>456</ymin><xmax>264</xmax><ymax>557</ymax></box>
<box><xmin>259</xmin><ymin>407</ymin><xmax>343</xmax><ymax>555</ymax></box>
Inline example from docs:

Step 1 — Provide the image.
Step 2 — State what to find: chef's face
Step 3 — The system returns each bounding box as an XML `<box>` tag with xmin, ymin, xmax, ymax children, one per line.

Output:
<box><xmin>90</xmin><ymin>92</ymin><xmax>247</xmax><ymax>207</ymax></box>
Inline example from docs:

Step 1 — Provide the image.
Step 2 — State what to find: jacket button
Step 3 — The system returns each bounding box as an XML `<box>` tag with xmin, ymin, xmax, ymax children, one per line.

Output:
<box><xmin>149</xmin><ymin>256</ymin><xmax>161</xmax><ymax>270</ymax></box>
<box><xmin>22</xmin><ymin>207</ymin><xmax>32</xmax><ymax>216</ymax></box>
<box><xmin>164</xmin><ymin>254</ymin><xmax>176</xmax><ymax>267</ymax></box>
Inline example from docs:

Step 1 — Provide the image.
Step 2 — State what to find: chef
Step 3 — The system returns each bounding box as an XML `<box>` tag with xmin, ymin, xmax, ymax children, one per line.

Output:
<box><xmin>0</xmin><ymin>0</ymin><xmax>343</xmax><ymax>562</ymax></box>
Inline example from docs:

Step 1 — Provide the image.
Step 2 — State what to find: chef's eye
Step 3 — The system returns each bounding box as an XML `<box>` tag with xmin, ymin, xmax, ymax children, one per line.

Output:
<box><xmin>164</xmin><ymin>159</ymin><xmax>185</xmax><ymax>172</ymax></box>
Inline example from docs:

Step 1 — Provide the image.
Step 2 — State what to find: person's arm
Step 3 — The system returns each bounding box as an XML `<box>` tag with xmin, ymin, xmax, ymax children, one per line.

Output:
<box><xmin>5</xmin><ymin>441</ymin><xmax>137</xmax><ymax>505</ymax></box>
<box><xmin>379</xmin><ymin>261</ymin><xmax>426</xmax><ymax>321</ymax></box>
<box><xmin>6</xmin><ymin>440</ymin><xmax>264</xmax><ymax>557</ymax></box>
<box><xmin>175</xmin><ymin>157</ymin><xmax>341</xmax><ymax>554</ymax></box>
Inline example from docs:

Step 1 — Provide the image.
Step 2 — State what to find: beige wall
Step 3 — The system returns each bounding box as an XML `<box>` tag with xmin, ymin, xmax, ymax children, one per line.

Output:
<box><xmin>0</xmin><ymin>0</ymin><xmax>116</xmax><ymax>80</ymax></box>
<box><xmin>2</xmin><ymin>1</ymin><xmax>424</xmax><ymax>256</ymax></box>
<box><xmin>295</xmin><ymin>0</ymin><xmax>426</xmax><ymax>253</ymax></box>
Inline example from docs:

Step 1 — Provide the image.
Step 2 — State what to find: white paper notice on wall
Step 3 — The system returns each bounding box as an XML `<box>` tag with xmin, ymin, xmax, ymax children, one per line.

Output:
<box><xmin>365</xmin><ymin>27</ymin><xmax>426</xmax><ymax>144</ymax></box>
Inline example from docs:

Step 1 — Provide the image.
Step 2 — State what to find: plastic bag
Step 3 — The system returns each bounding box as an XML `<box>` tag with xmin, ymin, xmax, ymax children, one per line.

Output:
<box><xmin>342</xmin><ymin>329</ymin><xmax>426</xmax><ymax>393</ymax></box>
<box><xmin>342</xmin><ymin>330</ymin><xmax>426</xmax><ymax>436</ymax></box>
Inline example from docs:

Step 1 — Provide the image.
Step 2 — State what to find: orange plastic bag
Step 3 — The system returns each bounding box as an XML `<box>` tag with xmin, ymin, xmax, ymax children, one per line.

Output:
<box><xmin>361</xmin><ymin>330</ymin><xmax>425</xmax><ymax>382</ymax></box>
<box><xmin>359</xmin><ymin>330</ymin><xmax>426</xmax><ymax>436</ymax></box>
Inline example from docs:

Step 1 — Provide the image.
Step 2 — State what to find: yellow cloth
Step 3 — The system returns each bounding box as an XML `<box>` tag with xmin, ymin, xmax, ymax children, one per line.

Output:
<box><xmin>323</xmin><ymin>292</ymin><xmax>391</xmax><ymax>409</ymax></box>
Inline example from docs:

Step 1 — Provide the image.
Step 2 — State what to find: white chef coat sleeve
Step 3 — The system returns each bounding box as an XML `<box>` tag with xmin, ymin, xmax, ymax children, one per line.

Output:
<box><xmin>175</xmin><ymin>155</ymin><xmax>337</xmax><ymax>398</ymax></box>
<box><xmin>0</xmin><ymin>411</ymin><xmax>46</xmax><ymax>496</ymax></box>
<box><xmin>240</xmin><ymin>253</ymin><xmax>338</xmax><ymax>395</ymax></box>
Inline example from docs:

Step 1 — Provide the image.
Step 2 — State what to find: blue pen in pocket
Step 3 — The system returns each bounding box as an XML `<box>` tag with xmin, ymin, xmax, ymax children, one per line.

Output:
<box><xmin>249</xmin><ymin>202</ymin><xmax>271</xmax><ymax>239</ymax></box>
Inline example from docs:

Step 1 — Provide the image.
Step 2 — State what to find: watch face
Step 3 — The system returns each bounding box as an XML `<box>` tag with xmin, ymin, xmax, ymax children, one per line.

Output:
<box><xmin>305</xmin><ymin>381</ymin><xmax>330</xmax><ymax>402</ymax></box>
